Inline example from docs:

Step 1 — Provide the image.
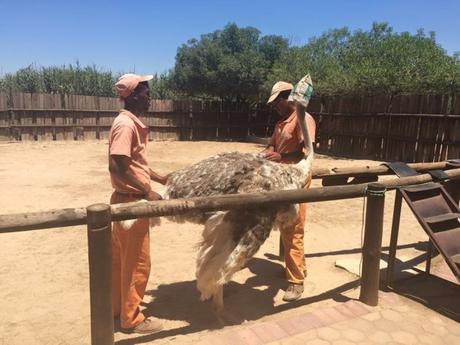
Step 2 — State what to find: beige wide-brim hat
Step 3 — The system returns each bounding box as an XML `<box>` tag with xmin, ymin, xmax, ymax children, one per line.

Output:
<box><xmin>267</xmin><ymin>81</ymin><xmax>293</xmax><ymax>104</ymax></box>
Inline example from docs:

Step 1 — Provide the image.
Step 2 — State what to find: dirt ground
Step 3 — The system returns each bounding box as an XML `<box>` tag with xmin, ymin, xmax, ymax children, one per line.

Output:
<box><xmin>0</xmin><ymin>140</ymin><xmax>432</xmax><ymax>345</ymax></box>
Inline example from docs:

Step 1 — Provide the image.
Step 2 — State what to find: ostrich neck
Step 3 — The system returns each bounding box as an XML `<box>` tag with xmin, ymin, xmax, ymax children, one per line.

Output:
<box><xmin>295</xmin><ymin>104</ymin><xmax>314</xmax><ymax>178</ymax></box>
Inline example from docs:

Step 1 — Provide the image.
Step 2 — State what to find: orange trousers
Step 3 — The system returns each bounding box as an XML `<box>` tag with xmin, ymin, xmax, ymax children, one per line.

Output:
<box><xmin>110</xmin><ymin>192</ymin><xmax>151</xmax><ymax>329</ymax></box>
<box><xmin>280</xmin><ymin>178</ymin><xmax>311</xmax><ymax>284</ymax></box>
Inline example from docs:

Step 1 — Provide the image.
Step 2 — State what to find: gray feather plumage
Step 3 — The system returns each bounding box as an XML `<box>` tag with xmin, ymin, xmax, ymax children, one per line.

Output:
<box><xmin>166</xmin><ymin>152</ymin><xmax>305</xmax><ymax>199</ymax></box>
<box><xmin>164</xmin><ymin>151</ymin><xmax>308</xmax><ymax>301</ymax></box>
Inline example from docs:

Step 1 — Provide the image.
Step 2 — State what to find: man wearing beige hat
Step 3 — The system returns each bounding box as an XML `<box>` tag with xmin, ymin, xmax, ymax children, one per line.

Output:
<box><xmin>263</xmin><ymin>80</ymin><xmax>316</xmax><ymax>301</ymax></box>
<box><xmin>109</xmin><ymin>73</ymin><xmax>168</xmax><ymax>333</ymax></box>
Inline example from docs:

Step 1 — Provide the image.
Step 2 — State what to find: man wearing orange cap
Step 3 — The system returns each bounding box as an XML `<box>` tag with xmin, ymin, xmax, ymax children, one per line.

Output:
<box><xmin>263</xmin><ymin>81</ymin><xmax>316</xmax><ymax>302</ymax></box>
<box><xmin>109</xmin><ymin>73</ymin><xmax>167</xmax><ymax>333</ymax></box>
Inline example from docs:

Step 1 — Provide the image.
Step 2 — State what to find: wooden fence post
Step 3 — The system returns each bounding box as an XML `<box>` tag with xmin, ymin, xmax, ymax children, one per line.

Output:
<box><xmin>359</xmin><ymin>183</ymin><xmax>386</xmax><ymax>306</ymax></box>
<box><xmin>87</xmin><ymin>204</ymin><xmax>114</xmax><ymax>345</ymax></box>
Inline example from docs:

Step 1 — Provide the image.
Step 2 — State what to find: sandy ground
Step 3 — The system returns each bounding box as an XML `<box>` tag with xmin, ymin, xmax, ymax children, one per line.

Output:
<box><xmin>0</xmin><ymin>140</ymin><xmax>431</xmax><ymax>345</ymax></box>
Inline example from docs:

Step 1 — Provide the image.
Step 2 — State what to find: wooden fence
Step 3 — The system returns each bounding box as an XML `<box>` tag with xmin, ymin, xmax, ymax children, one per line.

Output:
<box><xmin>0</xmin><ymin>93</ymin><xmax>271</xmax><ymax>142</ymax></box>
<box><xmin>1</xmin><ymin>92</ymin><xmax>459</xmax><ymax>162</ymax></box>
<box><xmin>311</xmin><ymin>94</ymin><xmax>460</xmax><ymax>162</ymax></box>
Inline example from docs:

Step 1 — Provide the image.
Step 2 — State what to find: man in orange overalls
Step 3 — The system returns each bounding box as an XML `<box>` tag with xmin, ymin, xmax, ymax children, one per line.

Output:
<box><xmin>109</xmin><ymin>74</ymin><xmax>168</xmax><ymax>334</ymax></box>
<box><xmin>262</xmin><ymin>81</ymin><xmax>316</xmax><ymax>302</ymax></box>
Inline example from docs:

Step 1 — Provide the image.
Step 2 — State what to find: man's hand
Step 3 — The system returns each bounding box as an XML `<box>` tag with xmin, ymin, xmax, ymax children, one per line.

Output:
<box><xmin>157</xmin><ymin>173</ymin><xmax>170</xmax><ymax>185</ymax></box>
<box><xmin>150</xmin><ymin>169</ymin><xmax>170</xmax><ymax>185</ymax></box>
<box><xmin>264</xmin><ymin>151</ymin><xmax>282</xmax><ymax>162</ymax></box>
<box><xmin>145</xmin><ymin>190</ymin><xmax>163</xmax><ymax>201</ymax></box>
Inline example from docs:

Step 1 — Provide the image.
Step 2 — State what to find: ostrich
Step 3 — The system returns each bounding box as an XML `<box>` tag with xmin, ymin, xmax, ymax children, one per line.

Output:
<box><xmin>120</xmin><ymin>75</ymin><xmax>314</xmax><ymax>317</ymax></box>
<box><xmin>164</xmin><ymin>75</ymin><xmax>315</xmax><ymax>314</ymax></box>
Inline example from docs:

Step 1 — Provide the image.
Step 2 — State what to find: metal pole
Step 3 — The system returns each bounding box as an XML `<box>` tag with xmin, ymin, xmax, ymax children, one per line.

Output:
<box><xmin>386</xmin><ymin>190</ymin><xmax>402</xmax><ymax>288</ymax></box>
<box><xmin>359</xmin><ymin>183</ymin><xmax>386</xmax><ymax>306</ymax></box>
<box><xmin>426</xmin><ymin>240</ymin><xmax>433</xmax><ymax>274</ymax></box>
<box><xmin>87</xmin><ymin>204</ymin><xmax>114</xmax><ymax>345</ymax></box>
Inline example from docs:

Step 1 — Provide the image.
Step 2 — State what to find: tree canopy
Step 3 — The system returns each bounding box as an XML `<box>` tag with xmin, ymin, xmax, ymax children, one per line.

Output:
<box><xmin>171</xmin><ymin>23</ymin><xmax>288</xmax><ymax>101</ymax></box>
<box><xmin>267</xmin><ymin>23</ymin><xmax>460</xmax><ymax>96</ymax></box>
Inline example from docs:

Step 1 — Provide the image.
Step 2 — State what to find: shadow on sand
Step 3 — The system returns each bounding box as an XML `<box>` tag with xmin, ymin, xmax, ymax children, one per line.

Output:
<box><xmin>114</xmin><ymin>256</ymin><xmax>360</xmax><ymax>345</ymax></box>
<box><xmin>384</xmin><ymin>257</ymin><xmax>460</xmax><ymax>323</ymax></box>
<box><xmin>115</xmin><ymin>241</ymin><xmax>459</xmax><ymax>344</ymax></box>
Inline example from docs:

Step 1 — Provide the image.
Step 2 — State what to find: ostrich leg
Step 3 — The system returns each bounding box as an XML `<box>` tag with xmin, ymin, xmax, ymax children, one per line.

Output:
<box><xmin>212</xmin><ymin>285</ymin><xmax>242</xmax><ymax>325</ymax></box>
<box><xmin>212</xmin><ymin>285</ymin><xmax>224</xmax><ymax>313</ymax></box>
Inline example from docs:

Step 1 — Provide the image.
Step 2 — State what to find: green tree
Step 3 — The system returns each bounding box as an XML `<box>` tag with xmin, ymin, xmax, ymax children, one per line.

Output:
<box><xmin>150</xmin><ymin>72</ymin><xmax>181</xmax><ymax>99</ymax></box>
<box><xmin>267</xmin><ymin>22</ymin><xmax>460</xmax><ymax>96</ymax></box>
<box><xmin>172</xmin><ymin>23</ymin><xmax>289</xmax><ymax>101</ymax></box>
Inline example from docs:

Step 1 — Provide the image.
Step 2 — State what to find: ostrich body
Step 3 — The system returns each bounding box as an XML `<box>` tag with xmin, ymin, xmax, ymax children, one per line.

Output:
<box><xmin>164</xmin><ymin>93</ymin><xmax>314</xmax><ymax>313</ymax></box>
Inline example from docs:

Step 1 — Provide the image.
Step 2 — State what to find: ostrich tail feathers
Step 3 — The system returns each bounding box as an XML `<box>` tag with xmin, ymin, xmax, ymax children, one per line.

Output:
<box><xmin>116</xmin><ymin>199</ymin><xmax>161</xmax><ymax>231</ymax></box>
<box><xmin>218</xmin><ymin>218</ymin><xmax>273</xmax><ymax>285</ymax></box>
<box><xmin>196</xmin><ymin>212</ymin><xmax>236</xmax><ymax>301</ymax></box>
<box><xmin>118</xmin><ymin>218</ymin><xmax>137</xmax><ymax>231</ymax></box>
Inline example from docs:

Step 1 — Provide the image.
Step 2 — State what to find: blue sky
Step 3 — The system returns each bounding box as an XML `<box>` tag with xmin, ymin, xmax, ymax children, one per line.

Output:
<box><xmin>1</xmin><ymin>0</ymin><xmax>459</xmax><ymax>76</ymax></box>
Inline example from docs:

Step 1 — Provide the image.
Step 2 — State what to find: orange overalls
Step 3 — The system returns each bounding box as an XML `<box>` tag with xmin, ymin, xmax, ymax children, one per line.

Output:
<box><xmin>109</xmin><ymin>110</ymin><xmax>152</xmax><ymax>329</ymax></box>
<box><xmin>269</xmin><ymin>110</ymin><xmax>316</xmax><ymax>284</ymax></box>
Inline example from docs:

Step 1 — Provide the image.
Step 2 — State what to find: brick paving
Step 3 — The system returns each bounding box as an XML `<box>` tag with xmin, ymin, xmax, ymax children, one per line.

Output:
<box><xmin>197</xmin><ymin>289</ymin><xmax>460</xmax><ymax>345</ymax></box>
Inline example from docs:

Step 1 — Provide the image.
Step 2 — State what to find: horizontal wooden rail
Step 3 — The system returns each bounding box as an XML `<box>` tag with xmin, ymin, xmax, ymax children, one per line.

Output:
<box><xmin>311</xmin><ymin>161</ymin><xmax>450</xmax><ymax>178</ymax></box>
<box><xmin>315</xmin><ymin>112</ymin><xmax>460</xmax><ymax>119</ymax></box>
<box><xmin>1</xmin><ymin>168</ymin><xmax>459</xmax><ymax>234</ymax></box>
<box><xmin>7</xmin><ymin>108</ymin><xmax>261</xmax><ymax>114</ymax></box>
<box><xmin>319</xmin><ymin>132</ymin><xmax>460</xmax><ymax>146</ymax></box>
<box><xmin>7</xmin><ymin>124</ymin><xmax>262</xmax><ymax>129</ymax></box>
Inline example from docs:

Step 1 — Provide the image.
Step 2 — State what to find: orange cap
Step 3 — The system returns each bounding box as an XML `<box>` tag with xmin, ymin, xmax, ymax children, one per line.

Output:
<box><xmin>267</xmin><ymin>81</ymin><xmax>293</xmax><ymax>104</ymax></box>
<box><xmin>115</xmin><ymin>73</ymin><xmax>153</xmax><ymax>99</ymax></box>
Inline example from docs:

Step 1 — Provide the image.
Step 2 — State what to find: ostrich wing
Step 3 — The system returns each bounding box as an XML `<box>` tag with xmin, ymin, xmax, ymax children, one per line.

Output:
<box><xmin>166</xmin><ymin>152</ymin><xmax>304</xmax><ymax>199</ymax></box>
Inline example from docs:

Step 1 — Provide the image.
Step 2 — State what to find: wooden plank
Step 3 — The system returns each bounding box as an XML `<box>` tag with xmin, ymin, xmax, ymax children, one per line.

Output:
<box><xmin>446</xmin><ymin>94</ymin><xmax>460</xmax><ymax>158</ymax></box>
<box><xmin>386</xmin><ymin>115</ymin><xmax>419</xmax><ymax>162</ymax></box>
<box><xmin>307</xmin><ymin>97</ymin><xmax>322</xmax><ymax>113</ymax></box>
<box><xmin>13</xmin><ymin>93</ymin><xmax>35</xmax><ymax>141</ymax></box>
<box><xmin>446</xmin><ymin>116</ymin><xmax>460</xmax><ymax>159</ymax></box>
<box><xmin>249</xmin><ymin>105</ymin><xmax>271</xmax><ymax>138</ymax></box>
<box><xmin>177</xmin><ymin>100</ymin><xmax>194</xmax><ymax>140</ymax></box>
<box><xmin>0</xmin><ymin>93</ymin><xmax>7</xmax><ymax>110</ymax></box>
<box><xmin>452</xmin><ymin>94</ymin><xmax>460</xmax><ymax>115</ymax></box>
<box><xmin>97</xmin><ymin>111</ymin><xmax>114</xmax><ymax>140</ymax></box>
<box><xmin>97</xmin><ymin>96</ymin><xmax>119</xmax><ymax>140</ymax></box>
<box><xmin>84</xmin><ymin>96</ymin><xmax>97</xmax><ymax>140</ymax></box>
<box><xmin>194</xmin><ymin>112</ymin><xmax>218</xmax><ymax>140</ymax></box>
<box><xmin>217</xmin><ymin>101</ymin><xmax>230</xmax><ymax>140</ymax></box>
<box><xmin>67</xmin><ymin>95</ymin><xmax>97</xmax><ymax>140</ymax></box>
<box><xmin>35</xmin><ymin>94</ymin><xmax>60</xmax><ymax>140</ymax></box>
<box><xmin>2</xmin><ymin>168</ymin><xmax>460</xmax><ymax>234</ymax></box>
<box><xmin>416</xmin><ymin>117</ymin><xmax>438</xmax><ymax>162</ymax></box>
<box><xmin>193</xmin><ymin>101</ymin><xmax>219</xmax><ymax>140</ymax></box>
<box><xmin>0</xmin><ymin>112</ymin><xmax>10</xmax><ymax>141</ymax></box>
<box><xmin>228</xmin><ymin>109</ymin><xmax>249</xmax><ymax>140</ymax></box>
<box><xmin>0</xmin><ymin>94</ymin><xmax>10</xmax><ymax>140</ymax></box>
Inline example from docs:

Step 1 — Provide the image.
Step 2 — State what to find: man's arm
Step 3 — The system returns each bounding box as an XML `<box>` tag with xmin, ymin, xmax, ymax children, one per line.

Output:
<box><xmin>263</xmin><ymin>148</ymin><xmax>282</xmax><ymax>162</ymax></box>
<box><xmin>110</xmin><ymin>155</ymin><xmax>162</xmax><ymax>200</ymax></box>
<box><xmin>149</xmin><ymin>168</ymin><xmax>169</xmax><ymax>185</ymax></box>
